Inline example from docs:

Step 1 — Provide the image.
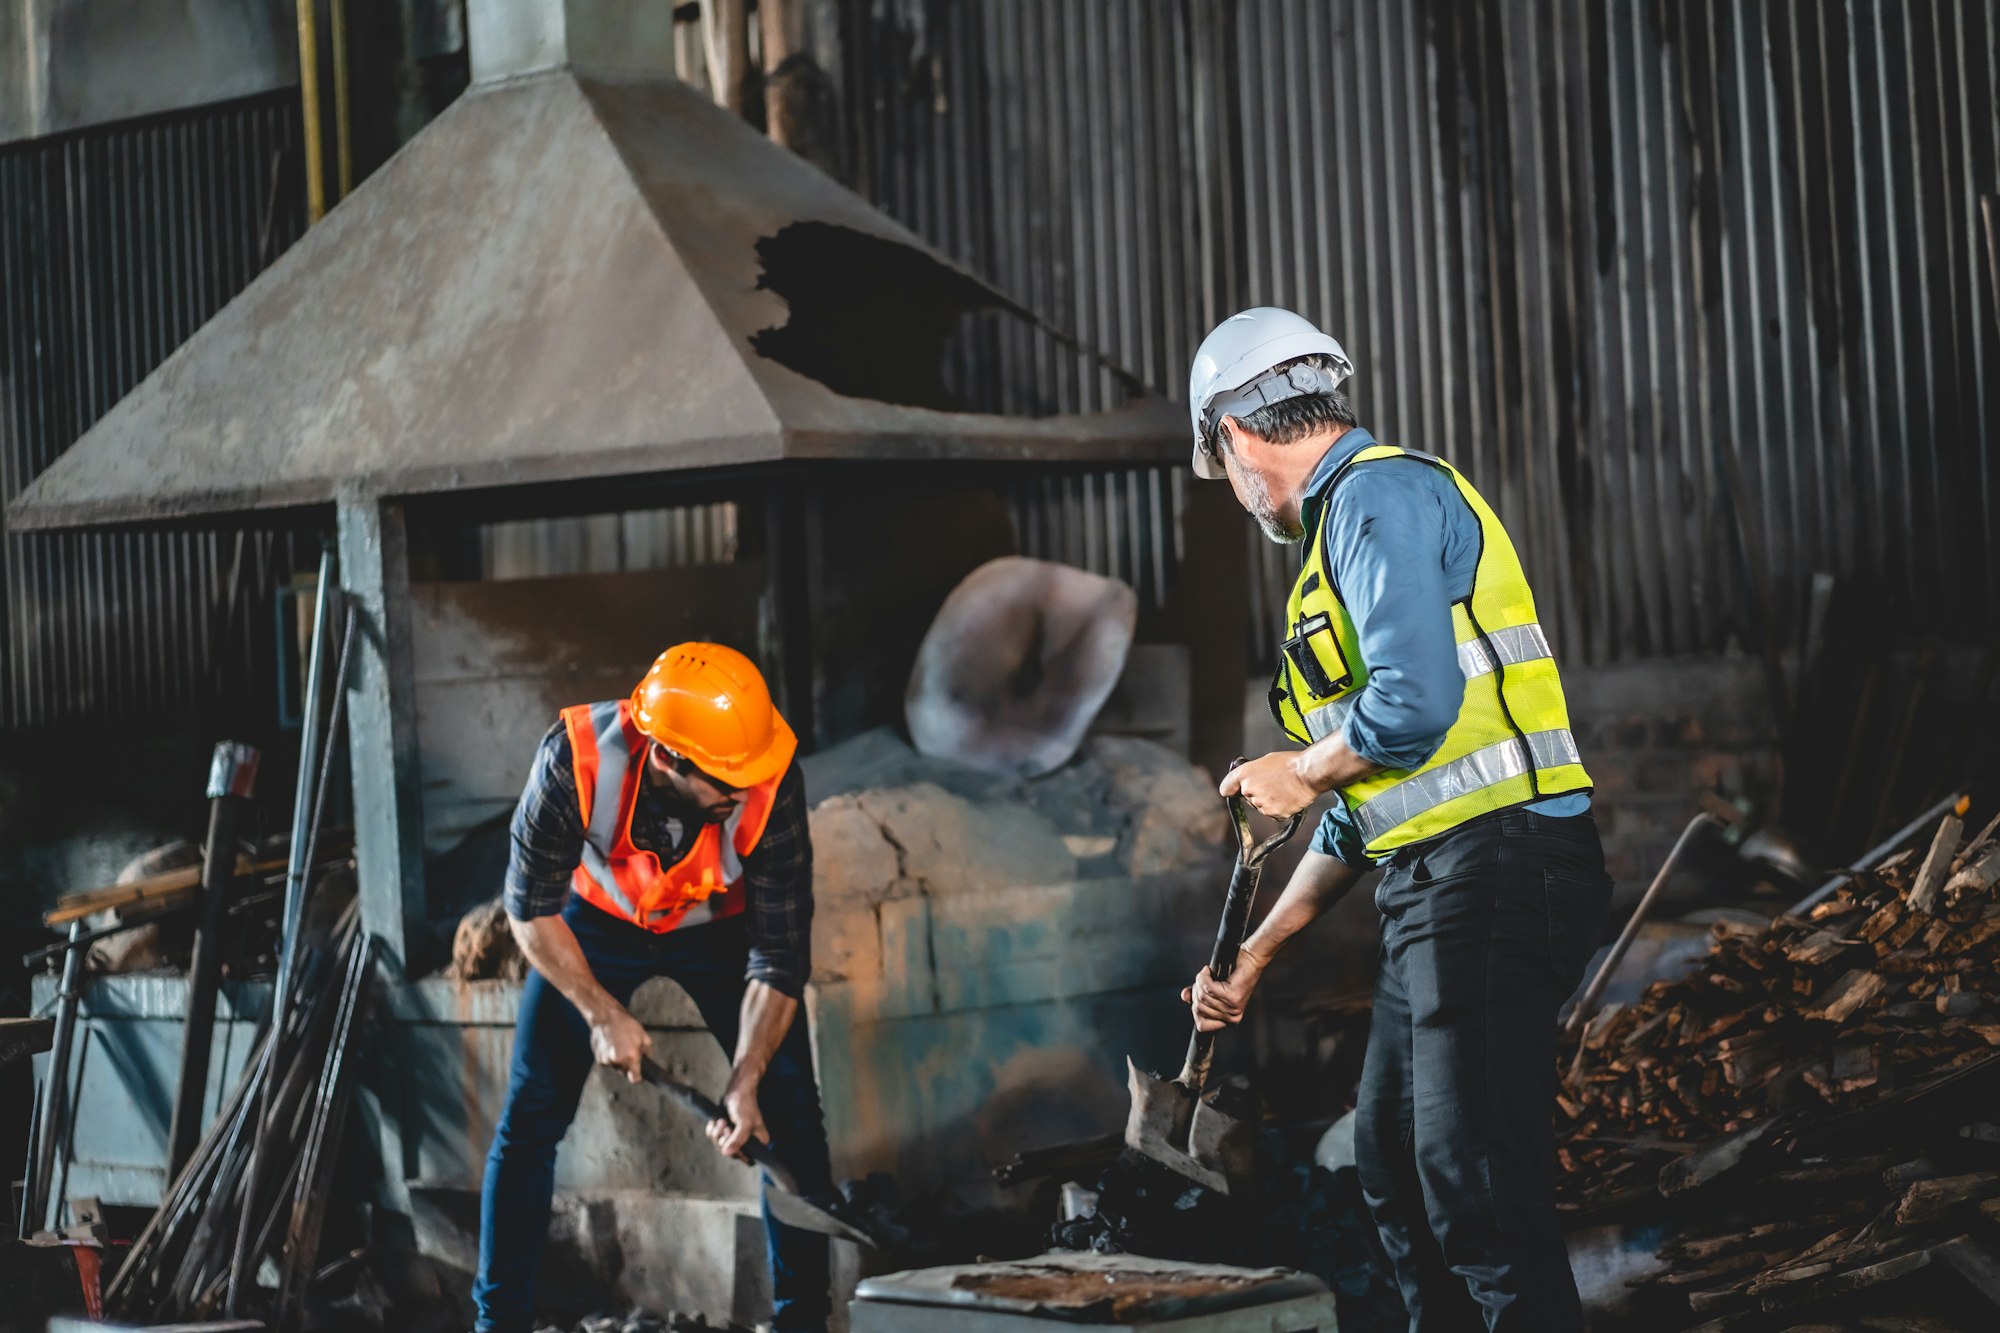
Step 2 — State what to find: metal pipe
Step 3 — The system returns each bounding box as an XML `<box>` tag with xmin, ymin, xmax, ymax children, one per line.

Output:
<box><xmin>167</xmin><ymin>740</ymin><xmax>261</xmax><ymax>1181</ymax></box>
<box><xmin>1790</xmin><ymin>791</ymin><xmax>1966</xmax><ymax>915</ymax></box>
<box><xmin>228</xmin><ymin>546</ymin><xmax>335</xmax><ymax>1313</ymax></box>
<box><xmin>1565</xmin><ymin>812</ymin><xmax>1722</xmax><ymax>1038</ymax></box>
<box><xmin>295</xmin><ymin>0</ymin><xmax>325</xmax><ymax>223</ymax></box>
<box><xmin>25</xmin><ymin>921</ymin><xmax>87</xmax><ymax>1235</ymax></box>
<box><xmin>330</xmin><ymin>0</ymin><xmax>353</xmax><ymax>200</ymax></box>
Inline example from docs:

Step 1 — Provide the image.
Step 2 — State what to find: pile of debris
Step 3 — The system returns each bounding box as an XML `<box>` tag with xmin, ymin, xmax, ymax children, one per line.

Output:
<box><xmin>106</xmin><ymin>900</ymin><xmax>377</xmax><ymax>1324</ymax></box>
<box><xmin>1558</xmin><ymin>801</ymin><xmax>2000</xmax><ymax>1325</ymax></box>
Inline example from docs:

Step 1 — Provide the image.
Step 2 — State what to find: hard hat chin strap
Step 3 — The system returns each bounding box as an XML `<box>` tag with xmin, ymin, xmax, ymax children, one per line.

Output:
<box><xmin>1202</xmin><ymin>358</ymin><xmax>1350</xmax><ymax>438</ymax></box>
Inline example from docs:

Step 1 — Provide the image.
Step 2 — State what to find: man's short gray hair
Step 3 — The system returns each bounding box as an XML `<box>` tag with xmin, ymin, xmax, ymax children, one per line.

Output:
<box><xmin>1207</xmin><ymin>354</ymin><xmax>1357</xmax><ymax>455</ymax></box>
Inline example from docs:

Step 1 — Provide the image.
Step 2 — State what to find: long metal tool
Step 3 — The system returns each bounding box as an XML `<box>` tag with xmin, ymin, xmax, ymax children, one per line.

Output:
<box><xmin>638</xmin><ymin>1057</ymin><xmax>887</xmax><ymax>1248</ymax></box>
<box><xmin>1563</xmin><ymin>811</ymin><xmax>1722</xmax><ymax>1038</ymax></box>
<box><xmin>1790</xmin><ymin>791</ymin><xmax>1965</xmax><ymax>915</ymax></box>
<box><xmin>1124</xmin><ymin>765</ymin><xmax>1301</xmax><ymax>1194</ymax></box>
<box><xmin>167</xmin><ymin>740</ymin><xmax>262</xmax><ymax>1181</ymax></box>
<box><xmin>22</xmin><ymin>921</ymin><xmax>86</xmax><ymax>1235</ymax></box>
<box><xmin>275</xmin><ymin>929</ymin><xmax>377</xmax><ymax>1327</ymax></box>
<box><xmin>228</xmin><ymin>548</ymin><xmax>337</xmax><ymax>1314</ymax></box>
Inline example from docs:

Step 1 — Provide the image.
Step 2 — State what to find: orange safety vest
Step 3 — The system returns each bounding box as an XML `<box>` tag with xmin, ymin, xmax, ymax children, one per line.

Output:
<box><xmin>561</xmin><ymin>700</ymin><xmax>783</xmax><ymax>933</ymax></box>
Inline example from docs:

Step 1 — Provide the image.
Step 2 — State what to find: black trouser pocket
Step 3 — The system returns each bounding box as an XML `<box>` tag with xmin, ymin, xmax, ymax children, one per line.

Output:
<box><xmin>1543</xmin><ymin>866</ymin><xmax>1612</xmax><ymax>991</ymax></box>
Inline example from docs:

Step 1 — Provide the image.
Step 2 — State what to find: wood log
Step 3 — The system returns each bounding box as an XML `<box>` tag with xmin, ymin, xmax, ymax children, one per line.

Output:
<box><xmin>1909</xmin><ymin>809</ymin><xmax>1966</xmax><ymax>914</ymax></box>
<box><xmin>1948</xmin><ymin>845</ymin><xmax>2000</xmax><ymax>900</ymax></box>
<box><xmin>1805</xmin><ymin>969</ymin><xmax>1887</xmax><ymax>1023</ymax></box>
<box><xmin>1893</xmin><ymin>1171</ymin><xmax>1999</xmax><ymax>1225</ymax></box>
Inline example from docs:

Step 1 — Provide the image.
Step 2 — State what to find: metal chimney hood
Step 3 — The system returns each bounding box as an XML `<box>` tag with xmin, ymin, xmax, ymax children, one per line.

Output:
<box><xmin>7</xmin><ymin>0</ymin><xmax>1177</xmax><ymax>533</ymax></box>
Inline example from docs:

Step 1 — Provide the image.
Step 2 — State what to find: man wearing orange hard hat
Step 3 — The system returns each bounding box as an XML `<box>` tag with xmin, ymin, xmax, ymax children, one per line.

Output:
<box><xmin>473</xmin><ymin>643</ymin><xmax>830</xmax><ymax>1333</ymax></box>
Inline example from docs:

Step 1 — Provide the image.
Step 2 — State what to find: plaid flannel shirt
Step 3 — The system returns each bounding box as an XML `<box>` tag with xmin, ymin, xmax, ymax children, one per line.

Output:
<box><xmin>503</xmin><ymin>721</ymin><xmax>814</xmax><ymax>996</ymax></box>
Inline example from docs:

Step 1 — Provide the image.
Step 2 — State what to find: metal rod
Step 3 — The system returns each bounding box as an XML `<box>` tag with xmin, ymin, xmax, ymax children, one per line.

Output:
<box><xmin>1790</xmin><ymin>791</ymin><xmax>1966</xmax><ymax>915</ymax></box>
<box><xmin>1565</xmin><ymin>812</ymin><xmax>1722</xmax><ymax>1037</ymax></box>
<box><xmin>168</xmin><ymin>740</ymin><xmax>261</xmax><ymax>1181</ymax></box>
<box><xmin>330</xmin><ymin>0</ymin><xmax>353</xmax><ymax>200</ymax></box>
<box><xmin>294</xmin><ymin>0</ymin><xmax>325</xmax><ymax>223</ymax></box>
<box><xmin>24</xmin><ymin>921</ymin><xmax>87</xmax><ymax>1235</ymax></box>
<box><xmin>228</xmin><ymin>547</ymin><xmax>335</xmax><ymax>1313</ymax></box>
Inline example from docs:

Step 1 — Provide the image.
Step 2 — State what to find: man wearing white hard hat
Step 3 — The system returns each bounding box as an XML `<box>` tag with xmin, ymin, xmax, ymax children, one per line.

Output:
<box><xmin>1179</xmin><ymin>308</ymin><xmax>1612</xmax><ymax>1331</ymax></box>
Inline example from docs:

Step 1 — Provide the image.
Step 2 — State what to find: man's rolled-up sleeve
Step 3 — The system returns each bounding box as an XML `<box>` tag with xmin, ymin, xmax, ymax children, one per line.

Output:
<box><xmin>1309</xmin><ymin>805</ymin><xmax>1375</xmax><ymax>869</ymax></box>
<box><xmin>741</xmin><ymin>765</ymin><xmax>813</xmax><ymax>997</ymax></box>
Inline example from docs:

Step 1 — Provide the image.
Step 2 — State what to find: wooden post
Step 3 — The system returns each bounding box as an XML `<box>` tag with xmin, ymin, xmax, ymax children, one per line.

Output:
<box><xmin>336</xmin><ymin>490</ymin><xmax>426</xmax><ymax>976</ymax></box>
<box><xmin>761</xmin><ymin>0</ymin><xmax>799</xmax><ymax>145</ymax></box>
<box><xmin>700</xmin><ymin>0</ymin><xmax>752</xmax><ymax>120</ymax></box>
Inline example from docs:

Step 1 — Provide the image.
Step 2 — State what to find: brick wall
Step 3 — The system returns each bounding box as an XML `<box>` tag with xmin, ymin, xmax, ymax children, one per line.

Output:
<box><xmin>1562</xmin><ymin>655</ymin><xmax>1781</xmax><ymax>884</ymax></box>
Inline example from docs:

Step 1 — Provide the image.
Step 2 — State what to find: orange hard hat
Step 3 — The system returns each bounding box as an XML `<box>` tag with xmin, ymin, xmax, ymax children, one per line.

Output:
<box><xmin>630</xmin><ymin>643</ymin><xmax>796</xmax><ymax>788</ymax></box>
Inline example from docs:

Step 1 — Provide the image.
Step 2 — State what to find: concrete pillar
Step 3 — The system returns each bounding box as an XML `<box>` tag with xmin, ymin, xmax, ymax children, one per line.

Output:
<box><xmin>336</xmin><ymin>488</ymin><xmax>426</xmax><ymax>976</ymax></box>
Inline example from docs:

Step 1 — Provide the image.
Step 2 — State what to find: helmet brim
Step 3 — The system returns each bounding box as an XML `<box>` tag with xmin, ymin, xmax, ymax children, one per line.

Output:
<box><xmin>1191</xmin><ymin>438</ymin><xmax>1229</xmax><ymax>481</ymax></box>
<box><xmin>693</xmin><ymin>709</ymin><xmax>798</xmax><ymax>789</ymax></box>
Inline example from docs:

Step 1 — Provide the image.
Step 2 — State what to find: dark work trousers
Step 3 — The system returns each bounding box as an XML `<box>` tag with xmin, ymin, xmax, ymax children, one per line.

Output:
<box><xmin>1353</xmin><ymin>808</ymin><xmax>1612</xmax><ymax>1333</ymax></box>
<box><xmin>474</xmin><ymin>895</ymin><xmax>833</xmax><ymax>1333</ymax></box>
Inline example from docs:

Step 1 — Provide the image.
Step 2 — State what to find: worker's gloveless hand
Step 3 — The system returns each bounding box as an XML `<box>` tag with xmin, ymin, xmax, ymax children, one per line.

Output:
<box><xmin>709</xmin><ymin>1071</ymin><xmax>770</xmax><ymax>1160</ymax></box>
<box><xmin>1182</xmin><ymin>951</ymin><xmax>1267</xmax><ymax>1032</ymax></box>
<box><xmin>588</xmin><ymin>1004</ymin><xmax>653</xmax><ymax>1083</ymax></box>
<box><xmin>1220</xmin><ymin>750</ymin><xmax>1322</xmax><ymax>820</ymax></box>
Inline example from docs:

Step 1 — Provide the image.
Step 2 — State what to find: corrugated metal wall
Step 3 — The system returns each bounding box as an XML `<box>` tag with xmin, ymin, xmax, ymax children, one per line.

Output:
<box><xmin>3</xmin><ymin>3</ymin><xmax>1993</xmax><ymax>728</ymax></box>
<box><xmin>845</xmin><ymin>0</ymin><xmax>2000</xmax><ymax>669</ymax></box>
<box><xmin>0</xmin><ymin>92</ymin><xmax>309</xmax><ymax>730</ymax></box>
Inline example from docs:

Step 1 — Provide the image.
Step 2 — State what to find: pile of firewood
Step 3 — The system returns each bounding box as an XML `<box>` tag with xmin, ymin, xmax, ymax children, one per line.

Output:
<box><xmin>1557</xmin><ymin>802</ymin><xmax>2000</xmax><ymax>1326</ymax></box>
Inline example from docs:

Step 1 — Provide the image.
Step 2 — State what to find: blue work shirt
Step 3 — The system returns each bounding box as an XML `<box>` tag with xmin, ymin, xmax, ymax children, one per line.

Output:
<box><xmin>1297</xmin><ymin>427</ymin><xmax>1590</xmax><ymax>867</ymax></box>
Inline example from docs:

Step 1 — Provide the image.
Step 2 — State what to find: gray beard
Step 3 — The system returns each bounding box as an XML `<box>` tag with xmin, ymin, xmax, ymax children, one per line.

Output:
<box><xmin>1238</xmin><ymin>463</ymin><xmax>1305</xmax><ymax>545</ymax></box>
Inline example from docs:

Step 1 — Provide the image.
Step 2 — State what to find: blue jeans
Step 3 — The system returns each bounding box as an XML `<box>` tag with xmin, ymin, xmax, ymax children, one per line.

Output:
<box><xmin>474</xmin><ymin>896</ymin><xmax>833</xmax><ymax>1332</ymax></box>
<box><xmin>1354</xmin><ymin>809</ymin><xmax>1612</xmax><ymax>1333</ymax></box>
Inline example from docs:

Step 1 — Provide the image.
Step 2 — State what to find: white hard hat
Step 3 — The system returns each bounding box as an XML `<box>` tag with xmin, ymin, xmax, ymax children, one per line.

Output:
<box><xmin>1186</xmin><ymin>307</ymin><xmax>1353</xmax><ymax>479</ymax></box>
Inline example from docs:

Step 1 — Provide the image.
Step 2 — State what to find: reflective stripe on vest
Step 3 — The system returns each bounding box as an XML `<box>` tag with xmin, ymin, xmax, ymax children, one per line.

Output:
<box><xmin>562</xmin><ymin>700</ymin><xmax>781</xmax><ymax>933</ymax></box>
<box><xmin>1351</xmin><ymin>728</ymin><xmax>1581</xmax><ymax>847</ymax></box>
<box><xmin>1270</xmin><ymin>442</ymin><xmax>1591</xmax><ymax>857</ymax></box>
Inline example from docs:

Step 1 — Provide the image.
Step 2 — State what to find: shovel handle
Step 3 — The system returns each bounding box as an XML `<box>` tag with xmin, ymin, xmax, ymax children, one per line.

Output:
<box><xmin>1178</xmin><ymin>760</ymin><xmax>1303</xmax><ymax>1093</ymax></box>
<box><xmin>639</xmin><ymin>1057</ymin><xmax>801</xmax><ymax>1194</ymax></box>
<box><xmin>1179</xmin><ymin>849</ymin><xmax>1263</xmax><ymax>1090</ymax></box>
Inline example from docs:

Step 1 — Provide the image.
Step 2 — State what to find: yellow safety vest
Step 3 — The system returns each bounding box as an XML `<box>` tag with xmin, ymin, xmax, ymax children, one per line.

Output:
<box><xmin>1270</xmin><ymin>443</ymin><xmax>1591</xmax><ymax>858</ymax></box>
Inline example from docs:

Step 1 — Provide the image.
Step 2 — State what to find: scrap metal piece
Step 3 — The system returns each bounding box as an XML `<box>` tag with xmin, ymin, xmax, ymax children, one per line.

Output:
<box><xmin>905</xmin><ymin>556</ymin><xmax>1137</xmax><ymax>778</ymax></box>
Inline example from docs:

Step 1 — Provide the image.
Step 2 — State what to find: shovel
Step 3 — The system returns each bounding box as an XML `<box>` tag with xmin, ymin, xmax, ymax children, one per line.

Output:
<box><xmin>1124</xmin><ymin>764</ymin><xmax>1301</xmax><ymax>1193</ymax></box>
<box><xmin>638</xmin><ymin>1056</ymin><xmax>888</xmax><ymax>1248</ymax></box>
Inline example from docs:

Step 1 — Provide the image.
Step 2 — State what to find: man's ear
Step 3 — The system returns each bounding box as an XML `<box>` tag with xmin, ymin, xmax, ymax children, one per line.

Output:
<box><xmin>1218</xmin><ymin>415</ymin><xmax>1252</xmax><ymax>463</ymax></box>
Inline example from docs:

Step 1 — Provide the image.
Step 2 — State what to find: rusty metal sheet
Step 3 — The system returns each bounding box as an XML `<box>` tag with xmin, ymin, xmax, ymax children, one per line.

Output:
<box><xmin>854</xmin><ymin>1253</ymin><xmax>1328</xmax><ymax>1322</ymax></box>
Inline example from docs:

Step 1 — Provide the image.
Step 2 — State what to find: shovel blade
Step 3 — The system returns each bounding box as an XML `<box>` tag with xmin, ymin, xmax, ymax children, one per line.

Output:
<box><xmin>1121</xmin><ymin>1058</ymin><xmax>1254</xmax><ymax>1195</ymax></box>
<box><xmin>761</xmin><ymin>1183</ymin><xmax>884</xmax><ymax>1248</ymax></box>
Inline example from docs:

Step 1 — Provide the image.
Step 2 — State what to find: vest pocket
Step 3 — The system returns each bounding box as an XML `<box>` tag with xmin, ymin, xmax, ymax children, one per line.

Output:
<box><xmin>1282</xmin><ymin>611</ymin><xmax>1350</xmax><ymax>700</ymax></box>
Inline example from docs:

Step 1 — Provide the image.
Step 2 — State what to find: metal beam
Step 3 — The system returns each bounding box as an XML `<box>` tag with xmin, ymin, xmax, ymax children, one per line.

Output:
<box><xmin>336</xmin><ymin>490</ymin><xmax>426</xmax><ymax>976</ymax></box>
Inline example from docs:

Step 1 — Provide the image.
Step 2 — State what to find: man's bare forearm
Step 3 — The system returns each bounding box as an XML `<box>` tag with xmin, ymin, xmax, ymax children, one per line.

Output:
<box><xmin>1239</xmin><ymin>849</ymin><xmax>1364</xmax><ymax>970</ymax></box>
<box><xmin>730</xmin><ymin>980</ymin><xmax>799</xmax><ymax>1085</ymax></box>
<box><xmin>509</xmin><ymin>913</ymin><xmax>620</xmax><ymax>1024</ymax></box>
<box><xmin>1293</xmin><ymin>731</ymin><xmax>1384</xmax><ymax>795</ymax></box>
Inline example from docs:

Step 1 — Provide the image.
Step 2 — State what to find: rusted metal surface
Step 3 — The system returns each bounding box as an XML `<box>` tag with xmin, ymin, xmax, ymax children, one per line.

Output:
<box><xmin>854</xmin><ymin>1253</ymin><xmax>1329</xmax><ymax>1321</ymax></box>
<box><xmin>5</xmin><ymin>68</ymin><xmax>1180</xmax><ymax>534</ymax></box>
